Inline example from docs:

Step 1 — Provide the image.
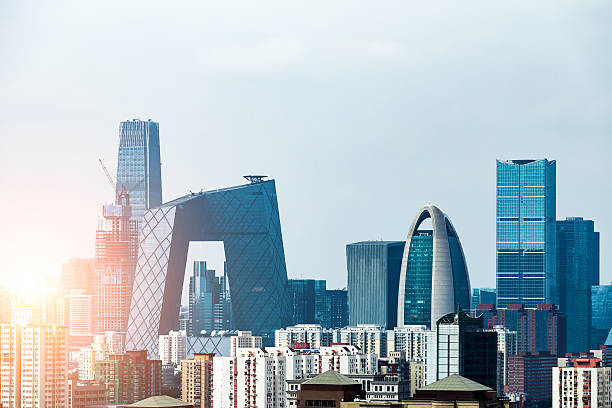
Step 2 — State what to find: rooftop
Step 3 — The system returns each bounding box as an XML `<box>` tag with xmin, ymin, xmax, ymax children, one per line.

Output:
<box><xmin>302</xmin><ymin>369</ymin><xmax>359</xmax><ymax>386</ymax></box>
<box><xmin>126</xmin><ymin>396</ymin><xmax>194</xmax><ymax>407</ymax></box>
<box><xmin>418</xmin><ymin>374</ymin><xmax>492</xmax><ymax>392</ymax></box>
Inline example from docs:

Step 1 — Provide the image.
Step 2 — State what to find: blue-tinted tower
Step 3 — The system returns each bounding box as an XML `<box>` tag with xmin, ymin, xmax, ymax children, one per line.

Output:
<box><xmin>496</xmin><ymin>159</ymin><xmax>556</xmax><ymax>308</ymax></box>
<box><xmin>556</xmin><ymin>217</ymin><xmax>599</xmax><ymax>353</ymax></box>
<box><xmin>592</xmin><ymin>285</ymin><xmax>612</xmax><ymax>348</ymax></box>
<box><xmin>288</xmin><ymin>279</ymin><xmax>316</xmax><ymax>325</ymax></box>
<box><xmin>116</xmin><ymin>119</ymin><xmax>162</xmax><ymax>219</ymax></box>
<box><xmin>347</xmin><ymin>241</ymin><xmax>404</xmax><ymax>329</ymax></box>
<box><xmin>470</xmin><ymin>288</ymin><xmax>497</xmax><ymax>312</ymax></box>
<box><xmin>126</xmin><ymin>178</ymin><xmax>289</xmax><ymax>358</ymax></box>
<box><xmin>397</xmin><ymin>205</ymin><xmax>471</xmax><ymax>328</ymax></box>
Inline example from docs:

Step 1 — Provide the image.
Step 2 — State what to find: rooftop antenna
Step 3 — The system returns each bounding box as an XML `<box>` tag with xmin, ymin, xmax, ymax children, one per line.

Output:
<box><xmin>244</xmin><ymin>175</ymin><xmax>267</xmax><ymax>184</ymax></box>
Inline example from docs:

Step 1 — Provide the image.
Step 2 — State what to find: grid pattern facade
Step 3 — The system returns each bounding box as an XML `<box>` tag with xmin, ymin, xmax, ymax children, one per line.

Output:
<box><xmin>288</xmin><ymin>280</ymin><xmax>316</xmax><ymax>325</ymax></box>
<box><xmin>496</xmin><ymin>159</ymin><xmax>556</xmax><ymax>308</ymax></box>
<box><xmin>556</xmin><ymin>217</ymin><xmax>599</xmax><ymax>353</ymax></box>
<box><xmin>402</xmin><ymin>233</ymin><xmax>433</xmax><ymax>326</ymax></box>
<box><xmin>347</xmin><ymin>241</ymin><xmax>404</xmax><ymax>329</ymax></box>
<box><xmin>126</xmin><ymin>180</ymin><xmax>290</xmax><ymax>358</ymax></box>
<box><xmin>116</xmin><ymin>119</ymin><xmax>162</xmax><ymax>220</ymax></box>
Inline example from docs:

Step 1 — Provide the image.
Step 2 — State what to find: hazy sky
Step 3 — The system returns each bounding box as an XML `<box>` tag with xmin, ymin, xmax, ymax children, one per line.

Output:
<box><xmin>1</xmin><ymin>1</ymin><xmax>611</xmax><ymax>292</ymax></box>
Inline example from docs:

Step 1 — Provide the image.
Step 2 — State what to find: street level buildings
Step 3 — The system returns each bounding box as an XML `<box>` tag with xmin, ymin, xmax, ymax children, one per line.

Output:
<box><xmin>553</xmin><ymin>358</ymin><xmax>611</xmax><ymax>408</ymax></box>
<box><xmin>496</xmin><ymin>159</ymin><xmax>557</xmax><ymax>308</ymax></box>
<box><xmin>181</xmin><ymin>353</ymin><xmax>213</xmax><ymax>408</ymax></box>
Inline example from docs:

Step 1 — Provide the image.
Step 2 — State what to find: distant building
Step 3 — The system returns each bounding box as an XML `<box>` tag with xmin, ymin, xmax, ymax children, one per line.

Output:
<box><xmin>159</xmin><ymin>330</ymin><xmax>186</xmax><ymax>366</ymax></box>
<box><xmin>506</xmin><ymin>352</ymin><xmax>557</xmax><ymax>407</ymax></box>
<box><xmin>347</xmin><ymin>241</ymin><xmax>404</xmax><ymax>329</ymax></box>
<box><xmin>471</xmin><ymin>288</ymin><xmax>496</xmax><ymax>311</ymax></box>
<box><xmin>314</xmin><ymin>285</ymin><xmax>349</xmax><ymax>329</ymax></box>
<box><xmin>553</xmin><ymin>358</ymin><xmax>611</xmax><ymax>408</ymax></box>
<box><xmin>126</xmin><ymin>395</ymin><xmax>193</xmax><ymax>408</ymax></box>
<box><xmin>0</xmin><ymin>286</ymin><xmax>12</xmax><ymax>324</ymax></box>
<box><xmin>288</xmin><ymin>279</ymin><xmax>316</xmax><ymax>325</ymax></box>
<box><xmin>275</xmin><ymin>324</ymin><xmax>334</xmax><ymax>348</ymax></box>
<box><xmin>591</xmin><ymin>285</ymin><xmax>612</xmax><ymax>348</ymax></box>
<box><xmin>478</xmin><ymin>303</ymin><xmax>566</xmax><ymax>356</ymax></box>
<box><xmin>68</xmin><ymin>379</ymin><xmax>106</xmax><ymax>408</ymax></box>
<box><xmin>230</xmin><ymin>330</ymin><xmax>262</xmax><ymax>356</ymax></box>
<box><xmin>334</xmin><ymin>325</ymin><xmax>388</xmax><ymax>357</ymax></box>
<box><xmin>60</xmin><ymin>290</ymin><xmax>94</xmax><ymax>349</ymax></box>
<box><xmin>485</xmin><ymin>325</ymin><xmax>518</xmax><ymax>396</ymax></box>
<box><xmin>181</xmin><ymin>353</ymin><xmax>213</xmax><ymax>408</ymax></box>
<box><xmin>387</xmin><ymin>325</ymin><xmax>436</xmax><ymax>385</ymax></box>
<box><xmin>95</xmin><ymin>350</ymin><xmax>161</xmax><ymax>405</ymax></box>
<box><xmin>435</xmin><ymin>311</ymin><xmax>498</xmax><ymax>390</ymax></box>
<box><xmin>496</xmin><ymin>159</ymin><xmax>557</xmax><ymax>309</ymax></box>
<box><xmin>188</xmin><ymin>261</ymin><xmax>230</xmax><ymax>336</ymax></box>
<box><xmin>557</xmin><ymin>217</ymin><xmax>599</xmax><ymax>353</ymax></box>
<box><xmin>297</xmin><ymin>370</ymin><xmax>364</xmax><ymax>408</ymax></box>
<box><xmin>61</xmin><ymin>258</ymin><xmax>95</xmax><ymax>294</ymax></box>
<box><xmin>397</xmin><ymin>205</ymin><xmax>470</xmax><ymax>328</ymax></box>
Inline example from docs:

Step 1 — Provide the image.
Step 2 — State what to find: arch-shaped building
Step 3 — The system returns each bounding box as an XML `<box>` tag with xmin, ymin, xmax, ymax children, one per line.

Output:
<box><xmin>397</xmin><ymin>205</ymin><xmax>471</xmax><ymax>328</ymax></box>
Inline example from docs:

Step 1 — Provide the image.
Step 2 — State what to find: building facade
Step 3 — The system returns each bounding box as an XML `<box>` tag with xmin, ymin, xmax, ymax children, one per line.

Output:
<box><xmin>126</xmin><ymin>178</ymin><xmax>290</xmax><ymax>358</ymax></box>
<box><xmin>556</xmin><ymin>217</ymin><xmax>599</xmax><ymax>353</ymax></box>
<box><xmin>553</xmin><ymin>358</ymin><xmax>611</xmax><ymax>408</ymax></box>
<box><xmin>181</xmin><ymin>353</ymin><xmax>213</xmax><ymax>408</ymax></box>
<box><xmin>288</xmin><ymin>279</ymin><xmax>316</xmax><ymax>325</ymax></box>
<box><xmin>397</xmin><ymin>205</ymin><xmax>471</xmax><ymax>328</ymax></box>
<box><xmin>116</xmin><ymin>119</ymin><xmax>162</xmax><ymax>221</ymax></box>
<box><xmin>592</xmin><ymin>285</ymin><xmax>612</xmax><ymax>348</ymax></box>
<box><xmin>159</xmin><ymin>330</ymin><xmax>187</xmax><ymax>366</ymax></box>
<box><xmin>485</xmin><ymin>326</ymin><xmax>518</xmax><ymax>396</ymax></box>
<box><xmin>188</xmin><ymin>261</ymin><xmax>230</xmax><ymax>335</ymax></box>
<box><xmin>275</xmin><ymin>324</ymin><xmax>334</xmax><ymax>349</ymax></box>
<box><xmin>471</xmin><ymin>288</ymin><xmax>496</xmax><ymax>312</ymax></box>
<box><xmin>61</xmin><ymin>258</ymin><xmax>95</xmax><ymax>295</ymax></box>
<box><xmin>334</xmin><ymin>325</ymin><xmax>388</xmax><ymax>358</ymax></box>
<box><xmin>506</xmin><ymin>352</ymin><xmax>557</xmax><ymax>406</ymax></box>
<box><xmin>496</xmin><ymin>159</ymin><xmax>557</xmax><ymax>308</ymax></box>
<box><xmin>347</xmin><ymin>241</ymin><xmax>404</xmax><ymax>329</ymax></box>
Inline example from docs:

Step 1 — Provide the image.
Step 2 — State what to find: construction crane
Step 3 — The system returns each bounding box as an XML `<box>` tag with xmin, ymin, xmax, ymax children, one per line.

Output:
<box><xmin>98</xmin><ymin>158</ymin><xmax>121</xmax><ymax>202</ymax></box>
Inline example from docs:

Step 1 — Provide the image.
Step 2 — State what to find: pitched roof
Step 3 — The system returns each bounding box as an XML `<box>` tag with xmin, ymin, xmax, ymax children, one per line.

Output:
<box><xmin>126</xmin><ymin>396</ymin><xmax>194</xmax><ymax>407</ymax></box>
<box><xmin>418</xmin><ymin>374</ymin><xmax>492</xmax><ymax>392</ymax></box>
<box><xmin>302</xmin><ymin>369</ymin><xmax>359</xmax><ymax>386</ymax></box>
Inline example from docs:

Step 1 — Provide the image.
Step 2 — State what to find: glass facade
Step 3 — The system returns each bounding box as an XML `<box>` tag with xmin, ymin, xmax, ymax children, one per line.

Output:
<box><xmin>188</xmin><ymin>261</ymin><xmax>230</xmax><ymax>336</ymax></box>
<box><xmin>556</xmin><ymin>217</ymin><xmax>599</xmax><ymax>353</ymax></box>
<box><xmin>592</xmin><ymin>285</ymin><xmax>612</xmax><ymax>348</ymax></box>
<box><xmin>288</xmin><ymin>279</ymin><xmax>316</xmax><ymax>325</ymax></box>
<box><xmin>126</xmin><ymin>179</ymin><xmax>289</xmax><ymax>358</ymax></box>
<box><xmin>470</xmin><ymin>288</ymin><xmax>497</xmax><ymax>312</ymax></box>
<box><xmin>496</xmin><ymin>159</ymin><xmax>556</xmax><ymax>308</ymax></box>
<box><xmin>346</xmin><ymin>241</ymin><xmax>404</xmax><ymax>329</ymax></box>
<box><xmin>402</xmin><ymin>232</ymin><xmax>433</xmax><ymax>326</ymax></box>
<box><xmin>116</xmin><ymin>119</ymin><xmax>162</xmax><ymax>220</ymax></box>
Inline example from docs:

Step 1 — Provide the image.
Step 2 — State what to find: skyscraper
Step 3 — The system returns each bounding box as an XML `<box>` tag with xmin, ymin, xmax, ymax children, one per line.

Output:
<box><xmin>347</xmin><ymin>241</ymin><xmax>404</xmax><ymax>329</ymax></box>
<box><xmin>496</xmin><ymin>159</ymin><xmax>556</xmax><ymax>308</ymax></box>
<box><xmin>592</xmin><ymin>285</ymin><xmax>612</xmax><ymax>348</ymax></box>
<box><xmin>318</xmin><ymin>289</ymin><xmax>349</xmax><ymax>329</ymax></box>
<box><xmin>470</xmin><ymin>288</ymin><xmax>496</xmax><ymax>312</ymax></box>
<box><xmin>188</xmin><ymin>261</ymin><xmax>230</xmax><ymax>335</ymax></box>
<box><xmin>115</xmin><ymin>119</ymin><xmax>162</xmax><ymax>220</ymax></box>
<box><xmin>126</xmin><ymin>178</ymin><xmax>289</xmax><ymax>358</ymax></box>
<box><xmin>397</xmin><ymin>205</ymin><xmax>471</xmax><ymax>328</ymax></box>
<box><xmin>556</xmin><ymin>217</ymin><xmax>599</xmax><ymax>353</ymax></box>
<box><xmin>288</xmin><ymin>279</ymin><xmax>316</xmax><ymax>325</ymax></box>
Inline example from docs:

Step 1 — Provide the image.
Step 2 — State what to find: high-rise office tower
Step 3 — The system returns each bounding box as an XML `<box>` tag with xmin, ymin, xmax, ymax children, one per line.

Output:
<box><xmin>556</xmin><ymin>217</ymin><xmax>599</xmax><ymax>353</ymax></box>
<box><xmin>347</xmin><ymin>241</ymin><xmax>404</xmax><ymax>329</ymax></box>
<box><xmin>318</xmin><ymin>289</ymin><xmax>348</xmax><ymax>329</ymax></box>
<box><xmin>188</xmin><ymin>261</ymin><xmax>230</xmax><ymax>335</ymax></box>
<box><xmin>314</xmin><ymin>280</ymin><xmax>327</xmax><ymax>324</ymax></box>
<box><xmin>470</xmin><ymin>288</ymin><xmax>496</xmax><ymax>312</ymax></box>
<box><xmin>126</xmin><ymin>177</ymin><xmax>290</xmax><ymax>358</ymax></box>
<box><xmin>288</xmin><ymin>279</ymin><xmax>316</xmax><ymax>325</ymax></box>
<box><xmin>397</xmin><ymin>205</ymin><xmax>471</xmax><ymax>328</ymax></box>
<box><xmin>60</xmin><ymin>259</ymin><xmax>95</xmax><ymax>294</ymax></box>
<box><xmin>496</xmin><ymin>159</ymin><xmax>557</xmax><ymax>308</ymax></box>
<box><xmin>115</xmin><ymin>119</ymin><xmax>162</xmax><ymax>221</ymax></box>
<box><xmin>60</xmin><ymin>290</ymin><xmax>94</xmax><ymax>349</ymax></box>
<box><xmin>94</xmin><ymin>191</ymin><xmax>138</xmax><ymax>333</ymax></box>
<box><xmin>592</xmin><ymin>285</ymin><xmax>612</xmax><ymax>348</ymax></box>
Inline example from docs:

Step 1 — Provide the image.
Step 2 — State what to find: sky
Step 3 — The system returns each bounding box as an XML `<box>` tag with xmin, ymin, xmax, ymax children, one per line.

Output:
<box><xmin>1</xmin><ymin>1</ymin><xmax>611</xmax><ymax>293</ymax></box>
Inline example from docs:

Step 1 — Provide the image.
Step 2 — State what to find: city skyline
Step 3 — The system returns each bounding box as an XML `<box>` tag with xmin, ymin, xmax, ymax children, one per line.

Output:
<box><xmin>2</xmin><ymin>2</ymin><xmax>612</xmax><ymax>294</ymax></box>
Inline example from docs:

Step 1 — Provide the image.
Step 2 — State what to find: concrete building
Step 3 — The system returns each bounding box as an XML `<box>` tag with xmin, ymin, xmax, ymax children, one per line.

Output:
<box><xmin>181</xmin><ymin>353</ymin><xmax>213</xmax><ymax>408</ymax></box>
<box><xmin>275</xmin><ymin>324</ymin><xmax>334</xmax><ymax>349</ymax></box>
<box><xmin>334</xmin><ymin>325</ymin><xmax>388</xmax><ymax>357</ymax></box>
<box><xmin>159</xmin><ymin>330</ymin><xmax>186</xmax><ymax>366</ymax></box>
<box><xmin>506</xmin><ymin>352</ymin><xmax>557</xmax><ymax>407</ymax></box>
<box><xmin>553</xmin><ymin>358</ymin><xmax>611</xmax><ymax>408</ymax></box>
<box><xmin>230</xmin><ymin>330</ymin><xmax>262</xmax><ymax>356</ymax></box>
<box><xmin>397</xmin><ymin>205</ymin><xmax>471</xmax><ymax>328</ymax></box>
<box><xmin>60</xmin><ymin>290</ymin><xmax>93</xmax><ymax>349</ymax></box>
<box><xmin>485</xmin><ymin>326</ymin><xmax>518</xmax><ymax>396</ymax></box>
<box><xmin>67</xmin><ymin>379</ymin><xmax>106</xmax><ymax>408</ymax></box>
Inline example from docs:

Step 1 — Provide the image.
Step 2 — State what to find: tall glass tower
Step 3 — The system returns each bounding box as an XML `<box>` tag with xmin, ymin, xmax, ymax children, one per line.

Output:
<box><xmin>496</xmin><ymin>159</ymin><xmax>556</xmax><ymax>308</ymax></box>
<box><xmin>116</xmin><ymin>119</ymin><xmax>162</xmax><ymax>220</ymax></box>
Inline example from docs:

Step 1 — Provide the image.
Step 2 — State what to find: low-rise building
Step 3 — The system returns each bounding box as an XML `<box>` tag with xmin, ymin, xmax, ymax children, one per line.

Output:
<box><xmin>67</xmin><ymin>379</ymin><xmax>106</xmax><ymax>408</ymax></box>
<box><xmin>275</xmin><ymin>324</ymin><xmax>334</xmax><ymax>349</ymax></box>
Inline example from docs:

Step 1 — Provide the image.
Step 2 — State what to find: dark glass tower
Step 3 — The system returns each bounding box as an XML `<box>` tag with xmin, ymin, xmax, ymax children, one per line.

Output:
<box><xmin>556</xmin><ymin>217</ymin><xmax>599</xmax><ymax>353</ymax></box>
<box><xmin>126</xmin><ymin>178</ymin><xmax>289</xmax><ymax>358</ymax></box>
<box><xmin>188</xmin><ymin>261</ymin><xmax>230</xmax><ymax>335</ymax></box>
<box><xmin>116</xmin><ymin>119</ymin><xmax>162</xmax><ymax>220</ymax></box>
<box><xmin>288</xmin><ymin>279</ymin><xmax>316</xmax><ymax>325</ymax></box>
<box><xmin>397</xmin><ymin>205</ymin><xmax>471</xmax><ymax>328</ymax></box>
<box><xmin>346</xmin><ymin>241</ymin><xmax>404</xmax><ymax>329</ymax></box>
<box><xmin>496</xmin><ymin>159</ymin><xmax>556</xmax><ymax>308</ymax></box>
<box><xmin>591</xmin><ymin>285</ymin><xmax>612</xmax><ymax>348</ymax></box>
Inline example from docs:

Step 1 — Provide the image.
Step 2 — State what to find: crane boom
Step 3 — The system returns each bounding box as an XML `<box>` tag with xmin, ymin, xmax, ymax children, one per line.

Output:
<box><xmin>98</xmin><ymin>158</ymin><xmax>120</xmax><ymax>201</ymax></box>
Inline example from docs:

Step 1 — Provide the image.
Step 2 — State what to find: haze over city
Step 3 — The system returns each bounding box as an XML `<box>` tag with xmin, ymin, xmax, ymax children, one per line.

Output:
<box><xmin>1</xmin><ymin>0</ymin><xmax>611</xmax><ymax>292</ymax></box>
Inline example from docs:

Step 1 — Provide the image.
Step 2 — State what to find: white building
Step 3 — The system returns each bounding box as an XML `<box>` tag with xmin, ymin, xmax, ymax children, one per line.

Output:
<box><xmin>386</xmin><ymin>326</ymin><xmax>436</xmax><ymax>385</ymax></box>
<box><xmin>159</xmin><ymin>329</ymin><xmax>187</xmax><ymax>366</ymax></box>
<box><xmin>230</xmin><ymin>330</ymin><xmax>262</xmax><ymax>356</ymax></box>
<box><xmin>0</xmin><ymin>323</ymin><xmax>68</xmax><ymax>408</ymax></box>
<box><xmin>275</xmin><ymin>324</ymin><xmax>333</xmax><ymax>349</ymax></box>
<box><xmin>79</xmin><ymin>332</ymin><xmax>124</xmax><ymax>380</ymax></box>
<box><xmin>59</xmin><ymin>291</ymin><xmax>93</xmax><ymax>347</ymax></box>
<box><xmin>553</xmin><ymin>358</ymin><xmax>612</xmax><ymax>408</ymax></box>
<box><xmin>333</xmin><ymin>325</ymin><xmax>387</xmax><ymax>357</ymax></box>
<box><xmin>485</xmin><ymin>325</ymin><xmax>517</xmax><ymax>396</ymax></box>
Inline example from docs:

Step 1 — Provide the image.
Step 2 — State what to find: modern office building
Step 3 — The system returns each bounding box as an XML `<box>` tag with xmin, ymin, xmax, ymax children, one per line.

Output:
<box><xmin>471</xmin><ymin>288</ymin><xmax>497</xmax><ymax>312</ymax></box>
<box><xmin>397</xmin><ymin>205</ymin><xmax>471</xmax><ymax>328</ymax></box>
<box><xmin>506</xmin><ymin>352</ymin><xmax>557</xmax><ymax>406</ymax></box>
<box><xmin>478</xmin><ymin>303</ymin><xmax>565</xmax><ymax>356</ymax></box>
<box><xmin>485</xmin><ymin>326</ymin><xmax>518</xmax><ymax>396</ymax></box>
<box><xmin>496</xmin><ymin>159</ymin><xmax>557</xmax><ymax>309</ymax></box>
<box><xmin>188</xmin><ymin>261</ymin><xmax>230</xmax><ymax>335</ymax></box>
<box><xmin>553</xmin><ymin>358</ymin><xmax>612</xmax><ymax>408</ymax></box>
<box><xmin>556</xmin><ymin>217</ymin><xmax>599</xmax><ymax>353</ymax></box>
<box><xmin>181</xmin><ymin>353</ymin><xmax>213</xmax><ymax>408</ymax></box>
<box><xmin>61</xmin><ymin>258</ymin><xmax>95</xmax><ymax>294</ymax></box>
<box><xmin>158</xmin><ymin>330</ymin><xmax>186</xmax><ymax>366</ymax></box>
<box><xmin>126</xmin><ymin>178</ymin><xmax>290</xmax><ymax>358</ymax></box>
<box><xmin>347</xmin><ymin>241</ymin><xmax>404</xmax><ymax>329</ymax></box>
<box><xmin>436</xmin><ymin>311</ymin><xmax>498</xmax><ymax>390</ymax></box>
<box><xmin>95</xmin><ymin>191</ymin><xmax>138</xmax><ymax>333</ymax></box>
<box><xmin>591</xmin><ymin>285</ymin><xmax>612</xmax><ymax>348</ymax></box>
<box><xmin>314</xmin><ymin>285</ymin><xmax>349</xmax><ymax>329</ymax></box>
<box><xmin>60</xmin><ymin>290</ymin><xmax>94</xmax><ymax>348</ymax></box>
<box><xmin>116</xmin><ymin>119</ymin><xmax>162</xmax><ymax>221</ymax></box>
<box><xmin>314</xmin><ymin>280</ymin><xmax>327</xmax><ymax>324</ymax></box>
<box><xmin>288</xmin><ymin>279</ymin><xmax>316</xmax><ymax>325</ymax></box>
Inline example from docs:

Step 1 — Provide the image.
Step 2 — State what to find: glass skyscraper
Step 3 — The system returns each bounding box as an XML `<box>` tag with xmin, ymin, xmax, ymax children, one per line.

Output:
<box><xmin>397</xmin><ymin>205</ymin><xmax>471</xmax><ymax>328</ymax></box>
<box><xmin>188</xmin><ymin>261</ymin><xmax>230</xmax><ymax>336</ymax></box>
<box><xmin>346</xmin><ymin>241</ymin><xmax>404</xmax><ymax>329</ymax></box>
<box><xmin>592</xmin><ymin>285</ymin><xmax>612</xmax><ymax>348</ymax></box>
<box><xmin>116</xmin><ymin>119</ymin><xmax>162</xmax><ymax>220</ymax></box>
<box><xmin>496</xmin><ymin>159</ymin><xmax>556</xmax><ymax>308</ymax></box>
<box><xmin>470</xmin><ymin>288</ymin><xmax>497</xmax><ymax>312</ymax></box>
<box><xmin>126</xmin><ymin>178</ymin><xmax>289</xmax><ymax>358</ymax></box>
<box><xmin>556</xmin><ymin>217</ymin><xmax>599</xmax><ymax>353</ymax></box>
<box><xmin>288</xmin><ymin>279</ymin><xmax>316</xmax><ymax>325</ymax></box>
